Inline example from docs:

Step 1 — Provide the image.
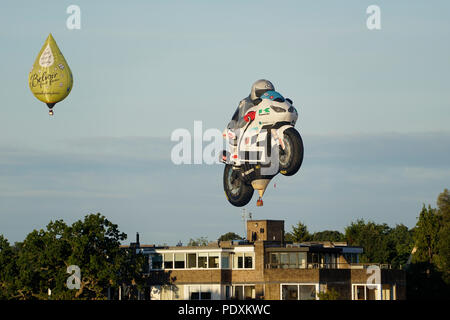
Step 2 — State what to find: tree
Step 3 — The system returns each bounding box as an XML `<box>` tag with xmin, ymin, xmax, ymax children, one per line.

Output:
<box><xmin>9</xmin><ymin>213</ymin><xmax>146</xmax><ymax>300</ymax></box>
<box><xmin>387</xmin><ymin>224</ymin><xmax>414</xmax><ymax>269</ymax></box>
<box><xmin>310</xmin><ymin>230</ymin><xmax>345</xmax><ymax>242</ymax></box>
<box><xmin>15</xmin><ymin>220</ymin><xmax>72</xmax><ymax>299</ymax></box>
<box><xmin>66</xmin><ymin>213</ymin><xmax>131</xmax><ymax>299</ymax></box>
<box><xmin>285</xmin><ymin>221</ymin><xmax>311</xmax><ymax>243</ymax></box>
<box><xmin>407</xmin><ymin>193</ymin><xmax>450</xmax><ymax>299</ymax></box>
<box><xmin>412</xmin><ymin>205</ymin><xmax>440</xmax><ymax>265</ymax></box>
<box><xmin>437</xmin><ymin>188</ymin><xmax>450</xmax><ymax>222</ymax></box>
<box><xmin>187</xmin><ymin>237</ymin><xmax>209</xmax><ymax>246</ymax></box>
<box><xmin>345</xmin><ymin>219</ymin><xmax>400</xmax><ymax>264</ymax></box>
<box><xmin>0</xmin><ymin>235</ymin><xmax>18</xmax><ymax>299</ymax></box>
<box><xmin>218</xmin><ymin>232</ymin><xmax>243</xmax><ymax>241</ymax></box>
<box><xmin>436</xmin><ymin>189</ymin><xmax>450</xmax><ymax>284</ymax></box>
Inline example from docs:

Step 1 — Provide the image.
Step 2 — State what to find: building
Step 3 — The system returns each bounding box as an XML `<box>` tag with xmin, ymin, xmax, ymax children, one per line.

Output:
<box><xmin>122</xmin><ymin>219</ymin><xmax>406</xmax><ymax>300</ymax></box>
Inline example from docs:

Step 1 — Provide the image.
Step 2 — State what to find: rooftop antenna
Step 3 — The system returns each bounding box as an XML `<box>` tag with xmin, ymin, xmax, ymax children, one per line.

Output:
<box><xmin>241</xmin><ymin>208</ymin><xmax>253</xmax><ymax>240</ymax></box>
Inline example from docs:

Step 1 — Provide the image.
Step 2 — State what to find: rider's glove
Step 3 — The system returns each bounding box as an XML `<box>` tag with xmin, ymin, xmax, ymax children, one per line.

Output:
<box><xmin>244</xmin><ymin>111</ymin><xmax>256</xmax><ymax>122</ymax></box>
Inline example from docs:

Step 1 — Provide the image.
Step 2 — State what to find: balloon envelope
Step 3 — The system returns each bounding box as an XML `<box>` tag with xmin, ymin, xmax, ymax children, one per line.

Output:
<box><xmin>28</xmin><ymin>34</ymin><xmax>73</xmax><ymax>108</ymax></box>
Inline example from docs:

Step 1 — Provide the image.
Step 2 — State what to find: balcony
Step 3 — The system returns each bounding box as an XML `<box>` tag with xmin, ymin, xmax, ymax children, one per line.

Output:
<box><xmin>265</xmin><ymin>262</ymin><xmax>392</xmax><ymax>270</ymax></box>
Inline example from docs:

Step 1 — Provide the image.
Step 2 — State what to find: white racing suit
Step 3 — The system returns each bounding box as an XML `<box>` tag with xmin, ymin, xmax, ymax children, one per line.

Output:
<box><xmin>224</xmin><ymin>96</ymin><xmax>261</xmax><ymax>163</ymax></box>
<box><xmin>226</xmin><ymin>96</ymin><xmax>257</xmax><ymax>132</ymax></box>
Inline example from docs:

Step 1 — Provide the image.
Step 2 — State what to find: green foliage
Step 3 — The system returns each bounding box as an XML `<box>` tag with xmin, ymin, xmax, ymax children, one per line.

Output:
<box><xmin>407</xmin><ymin>189</ymin><xmax>450</xmax><ymax>299</ymax></box>
<box><xmin>387</xmin><ymin>224</ymin><xmax>414</xmax><ymax>269</ymax></box>
<box><xmin>436</xmin><ymin>188</ymin><xmax>450</xmax><ymax>284</ymax></box>
<box><xmin>310</xmin><ymin>230</ymin><xmax>345</xmax><ymax>242</ymax></box>
<box><xmin>1</xmin><ymin>213</ymin><xmax>146</xmax><ymax>300</ymax></box>
<box><xmin>345</xmin><ymin>219</ymin><xmax>393</xmax><ymax>264</ymax></box>
<box><xmin>317</xmin><ymin>288</ymin><xmax>340</xmax><ymax>300</ymax></box>
<box><xmin>187</xmin><ymin>237</ymin><xmax>209</xmax><ymax>246</ymax></box>
<box><xmin>285</xmin><ymin>221</ymin><xmax>311</xmax><ymax>242</ymax></box>
<box><xmin>436</xmin><ymin>226</ymin><xmax>450</xmax><ymax>284</ymax></box>
<box><xmin>412</xmin><ymin>205</ymin><xmax>440</xmax><ymax>264</ymax></box>
<box><xmin>341</xmin><ymin>219</ymin><xmax>414</xmax><ymax>268</ymax></box>
<box><xmin>218</xmin><ymin>232</ymin><xmax>243</xmax><ymax>241</ymax></box>
<box><xmin>437</xmin><ymin>188</ymin><xmax>450</xmax><ymax>223</ymax></box>
<box><xmin>0</xmin><ymin>235</ymin><xmax>18</xmax><ymax>299</ymax></box>
<box><xmin>406</xmin><ymin>262</ymin><xmax>450</xmax><ymax>299</ymax></box>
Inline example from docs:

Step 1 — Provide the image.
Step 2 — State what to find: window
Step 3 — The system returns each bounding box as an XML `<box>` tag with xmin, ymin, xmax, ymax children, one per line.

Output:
<box><xmin>221</xmin><ymin>253</ymin><xmax>230</xmax><ymax>269</ymax></box>
<box><xmin>270</xmin><ymin>253</ymin><xmax>280</xmax><ymax>265</ymax></box>
<box><xmin>225</xmin><ymin>286</ymin><xmax>231</xmax><ymax>300</ymax></box>
<box><xmin>298</xmin><ymin>252</ymin><xmax>306</xmax><ymax>268</ymax></box>
<box><xmin>232</xmin><ymin>285</ymin><xmax>255</xmax><ymax>300</ymax></box>
<box><xmin>329</xmin><ymin>253</ymin><xmax>337</xmax><ymax>268</ymax></box>
<box><xmin>235</xmin><ymin>253</ymin><xmax>244</xmax><ymax>269</ymax></box>
<box><xmin>150</xmin><ymin>253</ymin><xmax>162</xmax><ymax>270</ymax></box>
<box><xmin>159</xmin><ymin>285</ymin><xmax>183</xmax><ymax>300</ymax></box>
<box><xmin>307</xmin><ymin>253</ymin><xmax>319</xmax><ymax>268</ymax></box>
<box><xmin>352</xmin><ymin>284</ymin><xmax>380</xmax><ymax>300</ymax></box>
<box><xmin>244</xmin><ymin>286</ymin><xmax>255</xmax><ymax>300</ymax></box>
<box><xmin>234</xmin><ymin>286</ymin><xmax>243</xmax><ymax>300</ymax></box>
<box><xmin>355</xmin><ymin>285</ymin><xmax>365</xmax><ymax>300</ymax></box>
<box><xmin>344</xmin><ymin>253</ymin><xmax>359</xmax><ymax>264</ymax></box>
<box><xmin>174</xmin><ymin>253</ymin><xmax>185</xmax><ymax>269</ymax></box>
<box><xmin>201</xmin><ymin>292</ymin><xmax>211</xmax><ymax>300</ymax></box>
<box><xmin>367</xmin><ymin>287</ymin><xmax>376</xmax><ymax>300</ymax></box>
<box><xmin>163</xmin><ymin>253</ymin><xmax>173</xmax><ymax>269</ymax></box>
<box><xmin>282</xmin><ymin>285</ymin><xmax>298</xmax><ymax>300</ymax></box>
<box><xmin>187</xmin><ymin>253</ymin><xmax>197</xmax><ymax>268</ymax></box>
<box><xmin>208</xmin><ymin>253</ymin><xmax>219</xmax><ymax>268</ymax></box>
<box><xmin>280</xmin><ymin>253</ymin><xmax>289</xmax><ymax>268</ymax></box>
<box><xmin>244</xmin><ymin>255</ymin><xmax>253</xmax><ymax>268</ymax></box>
<box><xmin>269</xmin><ymin>252</ymin><xmax>308</xmax><ymax>269</ymax></box>
<box><xmin>308</xmin><ymin>253</ymin><xmax>319</xmax><ymax>264</ymax></box>
<box><xmin>198</xmin><ymin>253</ymin><xmax>208</xmax><ymax>268</ymax></box>
<box><xmin>234</xmin><ymin>252</ymin><xmax>254</xmax><ymax>269</ymax></box>
<box><xmin>281</xmin><ymin>284</ymin><xmax>318</xmax><ymax>300</ymax></box>
<box><xmin>191</xmin><ymin>292</ymin><xmax>200</xmax><ymax>300</ymax></box>
<box><xmin>288</xmin><ymin>253</ymin><xmax>298</xmax><ymax>268</ymax></box>
<box><xmin>299</xmin><ymin>285</ymin><xmax>316</xmax><ymax>300</ymax></box>
<box><xmin>382</xmin><ymin>284</ymin><xmax>395</xmax><ymax>300</ymax></box>
<box><xmin>188</xmin><ymin>286</ymin><xmax>213</xmax><ymax>300</ymax></box>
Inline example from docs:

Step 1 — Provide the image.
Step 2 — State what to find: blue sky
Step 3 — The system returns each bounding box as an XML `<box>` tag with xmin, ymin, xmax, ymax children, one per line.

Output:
<box><xmin>0</xmin><ymin>1</ymin><xmax>449</xmax><ymax>244</ymax></box>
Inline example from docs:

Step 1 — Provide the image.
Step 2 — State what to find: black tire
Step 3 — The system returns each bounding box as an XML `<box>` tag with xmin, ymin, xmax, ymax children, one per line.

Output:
<box><xmin>223</xmin><ymin>164</ymin><xmax>254</xmax><ymax>207</ymax></box>
<box><xmin>279</xmin><ymin>128</ymin><xmax>304</xmax><ymax>176</ymax></box>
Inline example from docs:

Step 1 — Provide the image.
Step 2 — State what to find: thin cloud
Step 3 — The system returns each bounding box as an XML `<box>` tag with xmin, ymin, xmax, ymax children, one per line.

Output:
<box><xmin>0</xmin><ymin>132</ymin><xmax>449</xmax><ymax>244</ymax></box>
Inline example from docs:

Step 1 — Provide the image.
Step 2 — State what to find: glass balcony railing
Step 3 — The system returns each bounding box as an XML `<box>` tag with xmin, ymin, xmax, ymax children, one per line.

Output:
<box><xmin>265</xmin><ymin>262</ymin><xmax>392</xmax><ymax>270</ymax></box>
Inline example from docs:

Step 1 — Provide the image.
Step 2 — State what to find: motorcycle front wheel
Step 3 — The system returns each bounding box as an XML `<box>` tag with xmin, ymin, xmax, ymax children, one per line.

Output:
<box><xmin>223</xmin><ymin>164</ymin><xmax>254</xmax><ymax>207</ymax></box>
<box><xmin>279</xmin><ymin>128</ymin><xmax>304</xmax><ymax>176</ymax></box>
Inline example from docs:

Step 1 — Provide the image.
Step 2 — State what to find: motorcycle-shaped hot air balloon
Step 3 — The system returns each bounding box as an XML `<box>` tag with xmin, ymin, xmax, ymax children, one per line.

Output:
<box><xmin>221</xmin><ymin>91</ymin><xmax>304</xmax><ymax>207</ymax></box>
<box><xmin>28</xmin><ymin>34</ymin><xmax>73</xmax><ymax>115</ymax></box>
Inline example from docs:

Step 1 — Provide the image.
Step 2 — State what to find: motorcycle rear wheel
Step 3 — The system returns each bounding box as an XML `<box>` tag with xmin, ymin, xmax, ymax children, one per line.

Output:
<box><xmin>279</xmin><ymin>128</ymin><xmax>304</xmax><ymax>176</ymax></box>
<box><xmin>223</xmin><ymin>164</ymin><xmax>254</xmax><ymax>207</ymax></box>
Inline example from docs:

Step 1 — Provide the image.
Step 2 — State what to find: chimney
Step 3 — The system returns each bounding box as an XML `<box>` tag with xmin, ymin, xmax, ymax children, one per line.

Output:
<box><xmin>136</xmin><ymin>232</ymin><xmax>140</xmax><ymax>246</ymax></box>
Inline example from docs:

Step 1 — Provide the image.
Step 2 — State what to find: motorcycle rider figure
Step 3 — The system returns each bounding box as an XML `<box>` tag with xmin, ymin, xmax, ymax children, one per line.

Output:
<box><xmin>227</xmin><ymin>79</ymin><xmax>275</xmax><ymax>135</ymax></box>
<box><xmin>222</xmin><ymin>79</ymin><xmax>276</xmax><ymax>163</ymax></box>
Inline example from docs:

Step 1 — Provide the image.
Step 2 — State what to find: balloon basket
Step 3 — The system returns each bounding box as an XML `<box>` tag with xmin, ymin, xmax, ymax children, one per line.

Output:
<box><xmin>256</xmin><ymin>198</ymin><xmax>263</xmax><ymax>207</ymax></box>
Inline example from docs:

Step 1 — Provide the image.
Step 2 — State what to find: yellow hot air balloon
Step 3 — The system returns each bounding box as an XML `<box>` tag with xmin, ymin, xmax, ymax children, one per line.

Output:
<box><xmin>29</xmin><ymin>34</ymin><xmax>73</xmax><ymax>116</ymax></box>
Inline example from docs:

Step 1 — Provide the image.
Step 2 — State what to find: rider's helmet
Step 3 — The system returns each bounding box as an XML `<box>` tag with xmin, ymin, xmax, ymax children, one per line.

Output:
<box><xmin>250</xmin><ymin>79</ymin><xmax>275</xmax><ymax>102</ymax></box>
